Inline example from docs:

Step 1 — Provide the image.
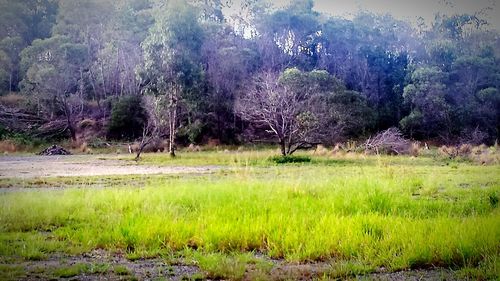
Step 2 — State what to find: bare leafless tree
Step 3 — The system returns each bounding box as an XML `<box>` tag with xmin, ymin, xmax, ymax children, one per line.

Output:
<box><xmin>236</xmin><ymin>71</ymin><xmax>333</xmax><ymax>156</ymax></box>
<box><xmin>134</xmin><ymin>95</ymin><xmax>168</xmax><ymax>160</ymax></box>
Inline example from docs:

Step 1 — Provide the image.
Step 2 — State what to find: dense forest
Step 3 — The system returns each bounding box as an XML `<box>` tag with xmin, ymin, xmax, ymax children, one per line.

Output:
<box><xmin>0</xmin><ymin>0</ymin><xmax>499</xmax><ymax>154</ymax></box>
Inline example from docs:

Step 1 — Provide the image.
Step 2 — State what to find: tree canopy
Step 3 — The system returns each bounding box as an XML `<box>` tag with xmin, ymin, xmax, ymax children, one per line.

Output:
<box><xmin>0</xmin><ymin>0</ymin><xmax>498</xmax><ymax>147</ymax></box>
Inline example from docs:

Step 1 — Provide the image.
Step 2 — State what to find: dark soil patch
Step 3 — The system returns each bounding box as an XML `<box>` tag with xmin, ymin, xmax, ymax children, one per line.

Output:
<box><xmin>367</xmin><ymin>268</ymin><xmax>459</xmax><ymax>280</ymax></box>
<box><xmin>3</xmin><ymin>250</ymin><xmax>200</xmax><ymax>281</ymax></box>
<box><xmin>1</xmin><ymin>251</ymin><xmax>463</xmax><ymax>281</ymax></box>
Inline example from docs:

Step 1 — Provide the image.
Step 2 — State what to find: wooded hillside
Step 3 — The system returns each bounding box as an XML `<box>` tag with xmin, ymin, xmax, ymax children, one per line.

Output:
<box><xmin>0</xmin><ymin>0</ymin><xmax>498</xmax><ymax>148</ymax></box>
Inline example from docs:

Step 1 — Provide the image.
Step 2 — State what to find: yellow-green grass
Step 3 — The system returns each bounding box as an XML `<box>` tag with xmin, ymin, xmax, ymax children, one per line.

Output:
<box><xmin>0</xmin><ymin>152</ymin><xmax>499</xmax><ymax>279</ymax></box>
<box><xmin>134</xmin><ymin>148</ymin><xmax>439</xmax><ymax>166</ymax></box>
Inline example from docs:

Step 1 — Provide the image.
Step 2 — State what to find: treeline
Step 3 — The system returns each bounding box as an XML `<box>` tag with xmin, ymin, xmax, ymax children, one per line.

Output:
<box><xmin>0</xmin><ymin>0</ymin><xmax>499</xmax><ymax>148</ymax></box>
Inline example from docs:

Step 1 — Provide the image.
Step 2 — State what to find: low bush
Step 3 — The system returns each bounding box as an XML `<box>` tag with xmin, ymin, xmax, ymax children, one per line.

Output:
<box><xmin>87</xmin><ymin>138</ymin><xmax>110</xmax><ymax>148</ymax></box>
<box><xmin>0</xmin><ymin>140</ymin><xmax>18</xmax><ymax>153</ymax></box>
<box><xmin>409</xmin><ymin>142</ymin><xmax>422</xmax><ymax>157</ymax></box>
<box><xmin>438</xmin><ymin>144</ymin><xmax>499</xmax><ymax>165</ymax></box>
<box><xmin>0</xmin><ymin>130</ymin><xmax>45</xmax><ymax>152</ymax></box>
<box><xmin>270</xmin><ymin>155</ymin><xmax>311</xmax><ymax>164</ymax></box>
<box><xmin>128</xmin><ymin>138</ymin><xmax>166</xmax><ymax>154</ymax></box>
<box><xmin>107</xmin><ymin>95</ymin><xmax>147</xmax><ymax>141</ymax></box>
<box><xmin>312</xmin><ymin>144</ymin><xmax>330</xmax><ymax>156</ymax></box>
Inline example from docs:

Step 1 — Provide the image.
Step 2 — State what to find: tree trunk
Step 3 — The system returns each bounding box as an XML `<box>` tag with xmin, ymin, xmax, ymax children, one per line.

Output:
<box><xmin>68</xmin><ymin>122</ymin><xmax>77</xmax><ymax>142</ymax></box>
<box><xmin>279</xmin><ymin>139</ymin><xmax>286</xmax><ymax>156</ymax></box>
<box><xmin>62</xmin><ymin>100</ymin><xmax>77</xmax><ymax>142</ymax></box>
<box><xmin>135</xmin><ymin>138</ymin><xmax>151</xmax><ymax>161</ymax></box>
<box><xmin>168</xmin><ymin>108</ymin><xmax>176</xmax><ymax>157</ymax></box>
<box><xmin>9</xmin><ymin>71</ymin><xmax>12</xmax><ymax>93</ymax></box>
<box><xmin>168</xmin><ymin>87</ymin><xmax>178</xmax><ymax>158</ymax></box>
<box><xmin>169</xmin><ymin>131</ymin><xmax>176</xmax><ymax>157</ymax></box>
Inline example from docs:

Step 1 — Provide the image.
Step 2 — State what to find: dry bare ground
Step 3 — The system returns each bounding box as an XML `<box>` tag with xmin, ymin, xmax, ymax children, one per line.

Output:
<box><xmin>0</xmin><ymin>155</ymin><xmax>220</xmax><ymax>179</ymax></box>
<box><xmin>12</xmin><ymin>250</ymin><xmax>201</xmax><ymax>281</ymax></box>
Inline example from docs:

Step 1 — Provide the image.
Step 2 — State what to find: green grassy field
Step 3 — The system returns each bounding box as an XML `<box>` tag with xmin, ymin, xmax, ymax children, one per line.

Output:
<box><xmin>0</xmin><ymin>151</ymin><xmax>499</xmax><ymax>280</ymax></box>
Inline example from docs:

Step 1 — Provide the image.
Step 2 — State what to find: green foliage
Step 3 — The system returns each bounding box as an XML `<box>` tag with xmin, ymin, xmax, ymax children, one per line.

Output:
<box><xmin>113</xmin><ymin>265</ymin><xmax>132</xmax><ymax>276</ymax></box>
<box><xmin>8</xmin><ymin>133</ymin><xmax>43</xmax><ymax>147</ymax></box>
<box><xmin>0</xmin><ymin>265</ymin><xmax>25</xmax><ymax>280</ymax></box>
<box><xmin>489</xmin><ymin>192</ymin><xmax>499</xmax><ymax>208</ymax></box>
<box><xmin>401</xmin><ymin>67</ymin><xmax>450</xmax><ymax>138</ymax></box>
<box><xmin>0</xmin><ymin>0</ymin><xmax>499</xmax><ymax>144</ymax></box>
<box><xmin>0</xmin><ymin>124</ymin><xmax>8</xmax><ymax>139</ymax></box>
<box><xmin>427</xmin><ymin>40</ymin><xmax>457</xmax><ymax>70</ymax></box>
<box><xmin>329</xmin><ymin>90</ymin><xmax>375</xmax><ymax>137</ymax></box>
<box><xmin>107</xmin><ymin>95</ymin><xmax>147</xmax><ymax>140</ymax></box>
<box><xmin>141</xmin><ymin>0</ymin><xmax>204</xmax><ymax>95</ymax></box>
<box><xmin>178</xmin><ymin>119</ymin><xmax>204</xmax><ymax>144</ymax></box>
<box><xmin>0</xmin><ymin>0</ymin><xmax>58</xmax><ymax>93</ymax></box>
<box><xmin>0</xmin><ymin>124</ymin><xmax>45</xmax><ymax>148</ymax></box>
<box><xmin>270</xmin><ymin>155</ymin><xmax>311</xmax><ymax>164</ymax></box>
<box><xmin>326</xmin><ymin>261</ymin><xmax>374</xmax><ymax>279</ymax></box>
<box><xmin>195</xmin><ymin>253</ymin><xmax>248</xmax><ymax>280</ymax></box>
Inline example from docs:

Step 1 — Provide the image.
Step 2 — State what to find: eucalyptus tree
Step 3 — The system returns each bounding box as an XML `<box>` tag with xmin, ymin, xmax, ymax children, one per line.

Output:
<box><xmin>251</xmin><ymin>0</ymin><xmax>321</xmax><ymax>71</ymax></box>
<box><xmin>400</xmin><ymin>67</ymin><xmax>451</xmax><ymax>139</ymax></box>
<box><xmin>449</xmin><ymin>48</ymin><xmax>500</xmax><ymax>140</ymax></box>
<box><xmin>0</xmin><ymin>0</ymin><xmax>58</xmax><ymax>93</ymax></box>
<box><xmin>20</xmin><ymin>36</ymin><xmax>89</xmax><ymax>140</ymax></box>
<box><xmin>409</xmin><ymin>13</ymin><xmax>500</xmax><ymax>141</ymax></box>
<box><xmin>140</xmin><ymin>0</ymin><xmax>204</xmax><ymax>156</ymax></box>
<box><xmin>200</xmin><ymin>18</ymin><xmax>260</xmax><ymax>143</ymax></box>
<box><xmin>88</xmin><ymin>0</ymin><xmax>153</xmax><ymax>115</ymax></box>
<box><xmin>318</xmin><ymin>12</ymin><xmax>415</xmax><ymax>131</ymax></box>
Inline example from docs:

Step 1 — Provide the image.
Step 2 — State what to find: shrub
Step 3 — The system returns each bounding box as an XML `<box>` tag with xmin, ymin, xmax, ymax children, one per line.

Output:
<box><xmin>87</xmin><ymin>137</ymin><xmax>110</xmax><ymax>148</ymax></box>
<box><xmin>409</xmin><ymin>142</ymin><xmax>421</xmax><ymax>157</ymax></box>
<box><xmin>9</xmin><ymin>132</ymin><xmax>43</xmax><ymax>147</ymax></box>
<box><xmin>438</xmin><ymin>144</ymin><xmax>499</xmax><ymax>165</ymax></box>
<box><xmin>459</xmin><ymin>127</ymin><xmax>489</xmax><ymax>145</ymax></box>
<box><xmin>311</xmin><ymin>144</ymin><xmax>330</xmax><ymax>156</ymax></box>
<box><xmin>438</xmin><ymin>145</ymin><xmax>459</xmax><ymax>159</ymax></box>
<box><xmin>0</xmin><ymin>124</ymin><xmax>8</xmax><ymax>139</ymax></box>
<box><xmin>107</xmin><ymin>95</ymin><xmax>147</xmax><ymax>141</ymax></box>
<box><xmin>469</xmin><ymin>147</ymin><xmax>499</xmax><ymax>165</ymax></box>
<box><xmin>178</xmin><ymin>119</ymin><xmax>204</xmax><ymax>144</ymax></box>
<box><xmin>270</xmin><ymin>155</ymin><xmax>311</xmax><ymax>164</ymax></box>
<box><xmin>0</xmin><ymin>140</ymin><xmax>18</xmax><ymax>153</ymax></box>
<box><xmin>128</xmin><ymin>139</ymin><xmax>166</xmax><ymax>153</ymax></box>
<box><xmin>458</xmin><ymin>144</ymin><xmax>472</xmax><ymax>155</ymax></box>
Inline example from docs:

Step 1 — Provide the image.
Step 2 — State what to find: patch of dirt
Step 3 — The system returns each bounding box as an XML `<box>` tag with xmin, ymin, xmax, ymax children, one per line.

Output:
<box><xmin>0</xmin><ymin>155</ymin><xmax>220</xmax><ymax>179</ymax></box>
<box><xmin>2</xmin><ymin>251</ymin><xmax>463</xmax><ymax>281</ymax></box>
<box><xmin>9</xmin><ymin>250</ymin><xmax>200</xmax><ymax>280</ymax></box>
<box><xmin>367</xmin><ymin>268</ymin><xmax>459</xmax><ymax>280</ymax></box>
<box><xmin>269</xmin><ymin>262</ymin><xmax>332</xmax><ymax>280</ymax></box>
